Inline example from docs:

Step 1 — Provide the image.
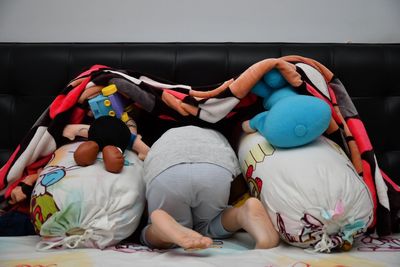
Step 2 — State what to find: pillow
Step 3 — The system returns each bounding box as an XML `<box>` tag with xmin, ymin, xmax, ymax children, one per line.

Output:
<box><xmin>30</xmin><ymin>141</ymin><xmax>145</xmax><ymax>250</ymax></box>
<box><xmin>238</xmin><ymin>132</ymin><xmax>374</xmax><ymax>252</ymax></box>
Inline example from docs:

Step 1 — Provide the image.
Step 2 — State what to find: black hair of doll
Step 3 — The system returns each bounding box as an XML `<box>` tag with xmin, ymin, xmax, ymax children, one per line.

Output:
<box><xmin>88</xmin><ymin>116</ymin><xmax>131</xmax><ymax>151</ymax></box>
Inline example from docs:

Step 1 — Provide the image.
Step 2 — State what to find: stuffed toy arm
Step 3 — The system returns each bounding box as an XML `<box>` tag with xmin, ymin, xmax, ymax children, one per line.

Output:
<box><xmin>242</xmin><ymin>112</ymin><xmax>266</xmax><ymax>134</ymax></box>
<box><xmin>62</xmin><ymin>124</ymin><xmax>90</xmax><ymax>140</ymax></box>
<box><xmin>9</xmin><ymin>173</ymin><xmax>39</xmax><ymax>205</ymax></box>
<box><xmin>123</xmin><ymin>116</ymin><xmax>149</xmax><ymax>160</ymax></box>
<box><xmin>63</xmin><ymin>116</ymin><xmax>149</xmax><ymax>162</ymax></box>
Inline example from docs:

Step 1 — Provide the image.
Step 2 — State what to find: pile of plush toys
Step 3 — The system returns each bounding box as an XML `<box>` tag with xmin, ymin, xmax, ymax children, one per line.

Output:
<box><xmin>242</xmin><ymin>68</ymin><xmax>331</xmax><ymax>148</ymax></box>
<box><xmin>9</xmin><ymin>68</ymin><xmax>330</xmax><ymax>206</ymax></box>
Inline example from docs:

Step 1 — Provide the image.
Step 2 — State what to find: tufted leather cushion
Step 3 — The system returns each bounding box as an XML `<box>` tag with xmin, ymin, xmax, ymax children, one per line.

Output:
<box><xmin>0</xmin><ymin>43</ymin><xmax>399</xmax><ymax>181</ymax></box>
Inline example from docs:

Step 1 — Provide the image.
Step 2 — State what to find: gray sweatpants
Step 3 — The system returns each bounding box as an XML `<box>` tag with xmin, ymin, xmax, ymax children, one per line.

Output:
<box><xmin>141</xmin><ymin>162</ymin><xmax>233</xmax><ymax>247</ymax></box>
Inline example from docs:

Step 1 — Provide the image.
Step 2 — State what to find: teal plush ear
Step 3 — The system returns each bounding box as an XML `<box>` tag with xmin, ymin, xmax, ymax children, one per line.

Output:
<box><xmin>251</xmin><ymin>80</ymin><xmax>273</xmax><ymax>98</ymax></box>
<box><xmin>250</xmin><ymin>95</ymin><xmax>331</xmax><ymax>148</ymax></box>
<box><xmin>263</xmin><ymin>69</ymin><xmax>288</xmax><ymax>89</ymax></box>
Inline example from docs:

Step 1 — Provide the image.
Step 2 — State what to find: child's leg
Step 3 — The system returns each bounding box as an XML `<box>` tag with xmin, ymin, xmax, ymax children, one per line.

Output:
<box><xmin>190</xmin><ymin>163</ymin><xmax>234</xmax><ymax>238</ymax></box>
<box><xmin>221</xmin><ymin>197</ymin><xmax>280</xmax><ymax>249</ymax></box>
<box><xmin>141</xmin><ymin>164</ymin><xmax>213</xmax><ymax>249</ymax></box>
<box><xmin>144</xmin><ymin>209</ymin><xmax>213</xmax><ymax>249</ymax></box>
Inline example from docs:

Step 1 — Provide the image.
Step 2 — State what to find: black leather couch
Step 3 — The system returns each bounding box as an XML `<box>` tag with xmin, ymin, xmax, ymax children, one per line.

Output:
<box><xmin>1</xmin><ymin>43</ymin><xmax>399</xmax><ymax>183</ymax></box>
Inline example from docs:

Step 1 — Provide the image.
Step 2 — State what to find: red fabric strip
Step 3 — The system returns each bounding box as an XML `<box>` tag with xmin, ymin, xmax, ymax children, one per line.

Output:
<box><xmin>362</xmin><ymin>159</ymin><xmax>377</xmax><ymax>228</ymax></box>
<box><xmin>347</xmin><ymin>118</ymin><xmax>373</xmax><ymax>152</ymax></box>
<box><xmin>381</xmin><ymin>169</ymin><xmax>400</xmax><ymax>192</ymax></box>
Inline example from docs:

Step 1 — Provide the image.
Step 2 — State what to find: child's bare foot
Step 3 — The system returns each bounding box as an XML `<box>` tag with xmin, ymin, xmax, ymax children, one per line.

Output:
<box><xmin>145</xmin><ymin>209</ymin><xmax>213</xmax><ymax>249</ymax></box>
<box><xmin>222</xmin><ymin>197</ymin><xmax>280</xmax><ymax>249</ymax></box>
<box><xmin>238</xmin><ymin>198</ymin><xmax>280</xmax><ymax>249</ymax></box>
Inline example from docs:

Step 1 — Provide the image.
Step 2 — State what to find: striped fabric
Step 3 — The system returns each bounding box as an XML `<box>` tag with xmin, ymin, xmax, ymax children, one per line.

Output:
<box><xmin>1</xmin><ymin>57</ymin><xmax>398</xmax><ymax>236</ymax></box>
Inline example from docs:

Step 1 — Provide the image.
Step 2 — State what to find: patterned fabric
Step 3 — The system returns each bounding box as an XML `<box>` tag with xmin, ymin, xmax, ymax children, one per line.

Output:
<box><xmin>31</xmin><ymin>142</ymin><xmax>145</xmax><ymax>250</ymax></box>
<box><xmin>0</xmin><ymin>57</ymin><xmax>398</xmax><ymax>236</ymax></box>
<box><xmin>282</xmin><ymin>56</ymin><xmax>397</xmax><ymax>236</ymax></box>
<box><xmin>237</xmin><ymin>133</ymin><xmax>373</xmax><ymax>252</ymax></box>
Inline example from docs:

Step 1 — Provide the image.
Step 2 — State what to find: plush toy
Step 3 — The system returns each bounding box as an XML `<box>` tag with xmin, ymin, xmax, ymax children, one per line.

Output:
<box><xmin>8</xmin><ymin>172</ymin><xmax>40</xmax><ymax>205</ymax></box>
<box><xmin>242</xmin><ymin>68</ymin><xmax>332</xmax><ymax>148</ymax></box>
<box><xmin>63</xmin><ymin>115</ymin><xmax>149</xmax><ymax>173</ymax></box>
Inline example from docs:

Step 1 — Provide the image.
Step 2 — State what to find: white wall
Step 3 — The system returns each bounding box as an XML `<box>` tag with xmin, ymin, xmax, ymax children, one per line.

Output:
<box><xmin>0</xmin><ymin>0</ymin><xmax>399</xmax><ymax>43</ymax></box>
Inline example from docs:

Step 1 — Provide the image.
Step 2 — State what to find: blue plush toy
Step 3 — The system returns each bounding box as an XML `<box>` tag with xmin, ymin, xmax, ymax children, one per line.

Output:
<box><xmin>242</xmin><ymin>68</ymin><xmax>332</xmax><ymax>148</ymax></box>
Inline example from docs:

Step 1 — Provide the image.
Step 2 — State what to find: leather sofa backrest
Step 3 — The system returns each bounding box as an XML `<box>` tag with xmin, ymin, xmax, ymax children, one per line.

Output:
<box><xmin>0</xmin><ymin>43</ymin><xmax>399</xmax><ymax>179</ymax></box>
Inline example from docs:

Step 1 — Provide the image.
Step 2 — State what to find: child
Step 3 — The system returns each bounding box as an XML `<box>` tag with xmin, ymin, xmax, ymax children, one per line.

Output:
<box><xmin>141</xmin><ymin>126</ymin><xmax>279</xmax><ymax>249</ymax></box>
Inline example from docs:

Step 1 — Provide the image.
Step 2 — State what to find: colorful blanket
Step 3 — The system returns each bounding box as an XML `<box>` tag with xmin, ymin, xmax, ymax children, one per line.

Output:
<box><xmin>0</xmin><ymin>56</ymin><xmax>398</xmax><ymax>236</ymax></box>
